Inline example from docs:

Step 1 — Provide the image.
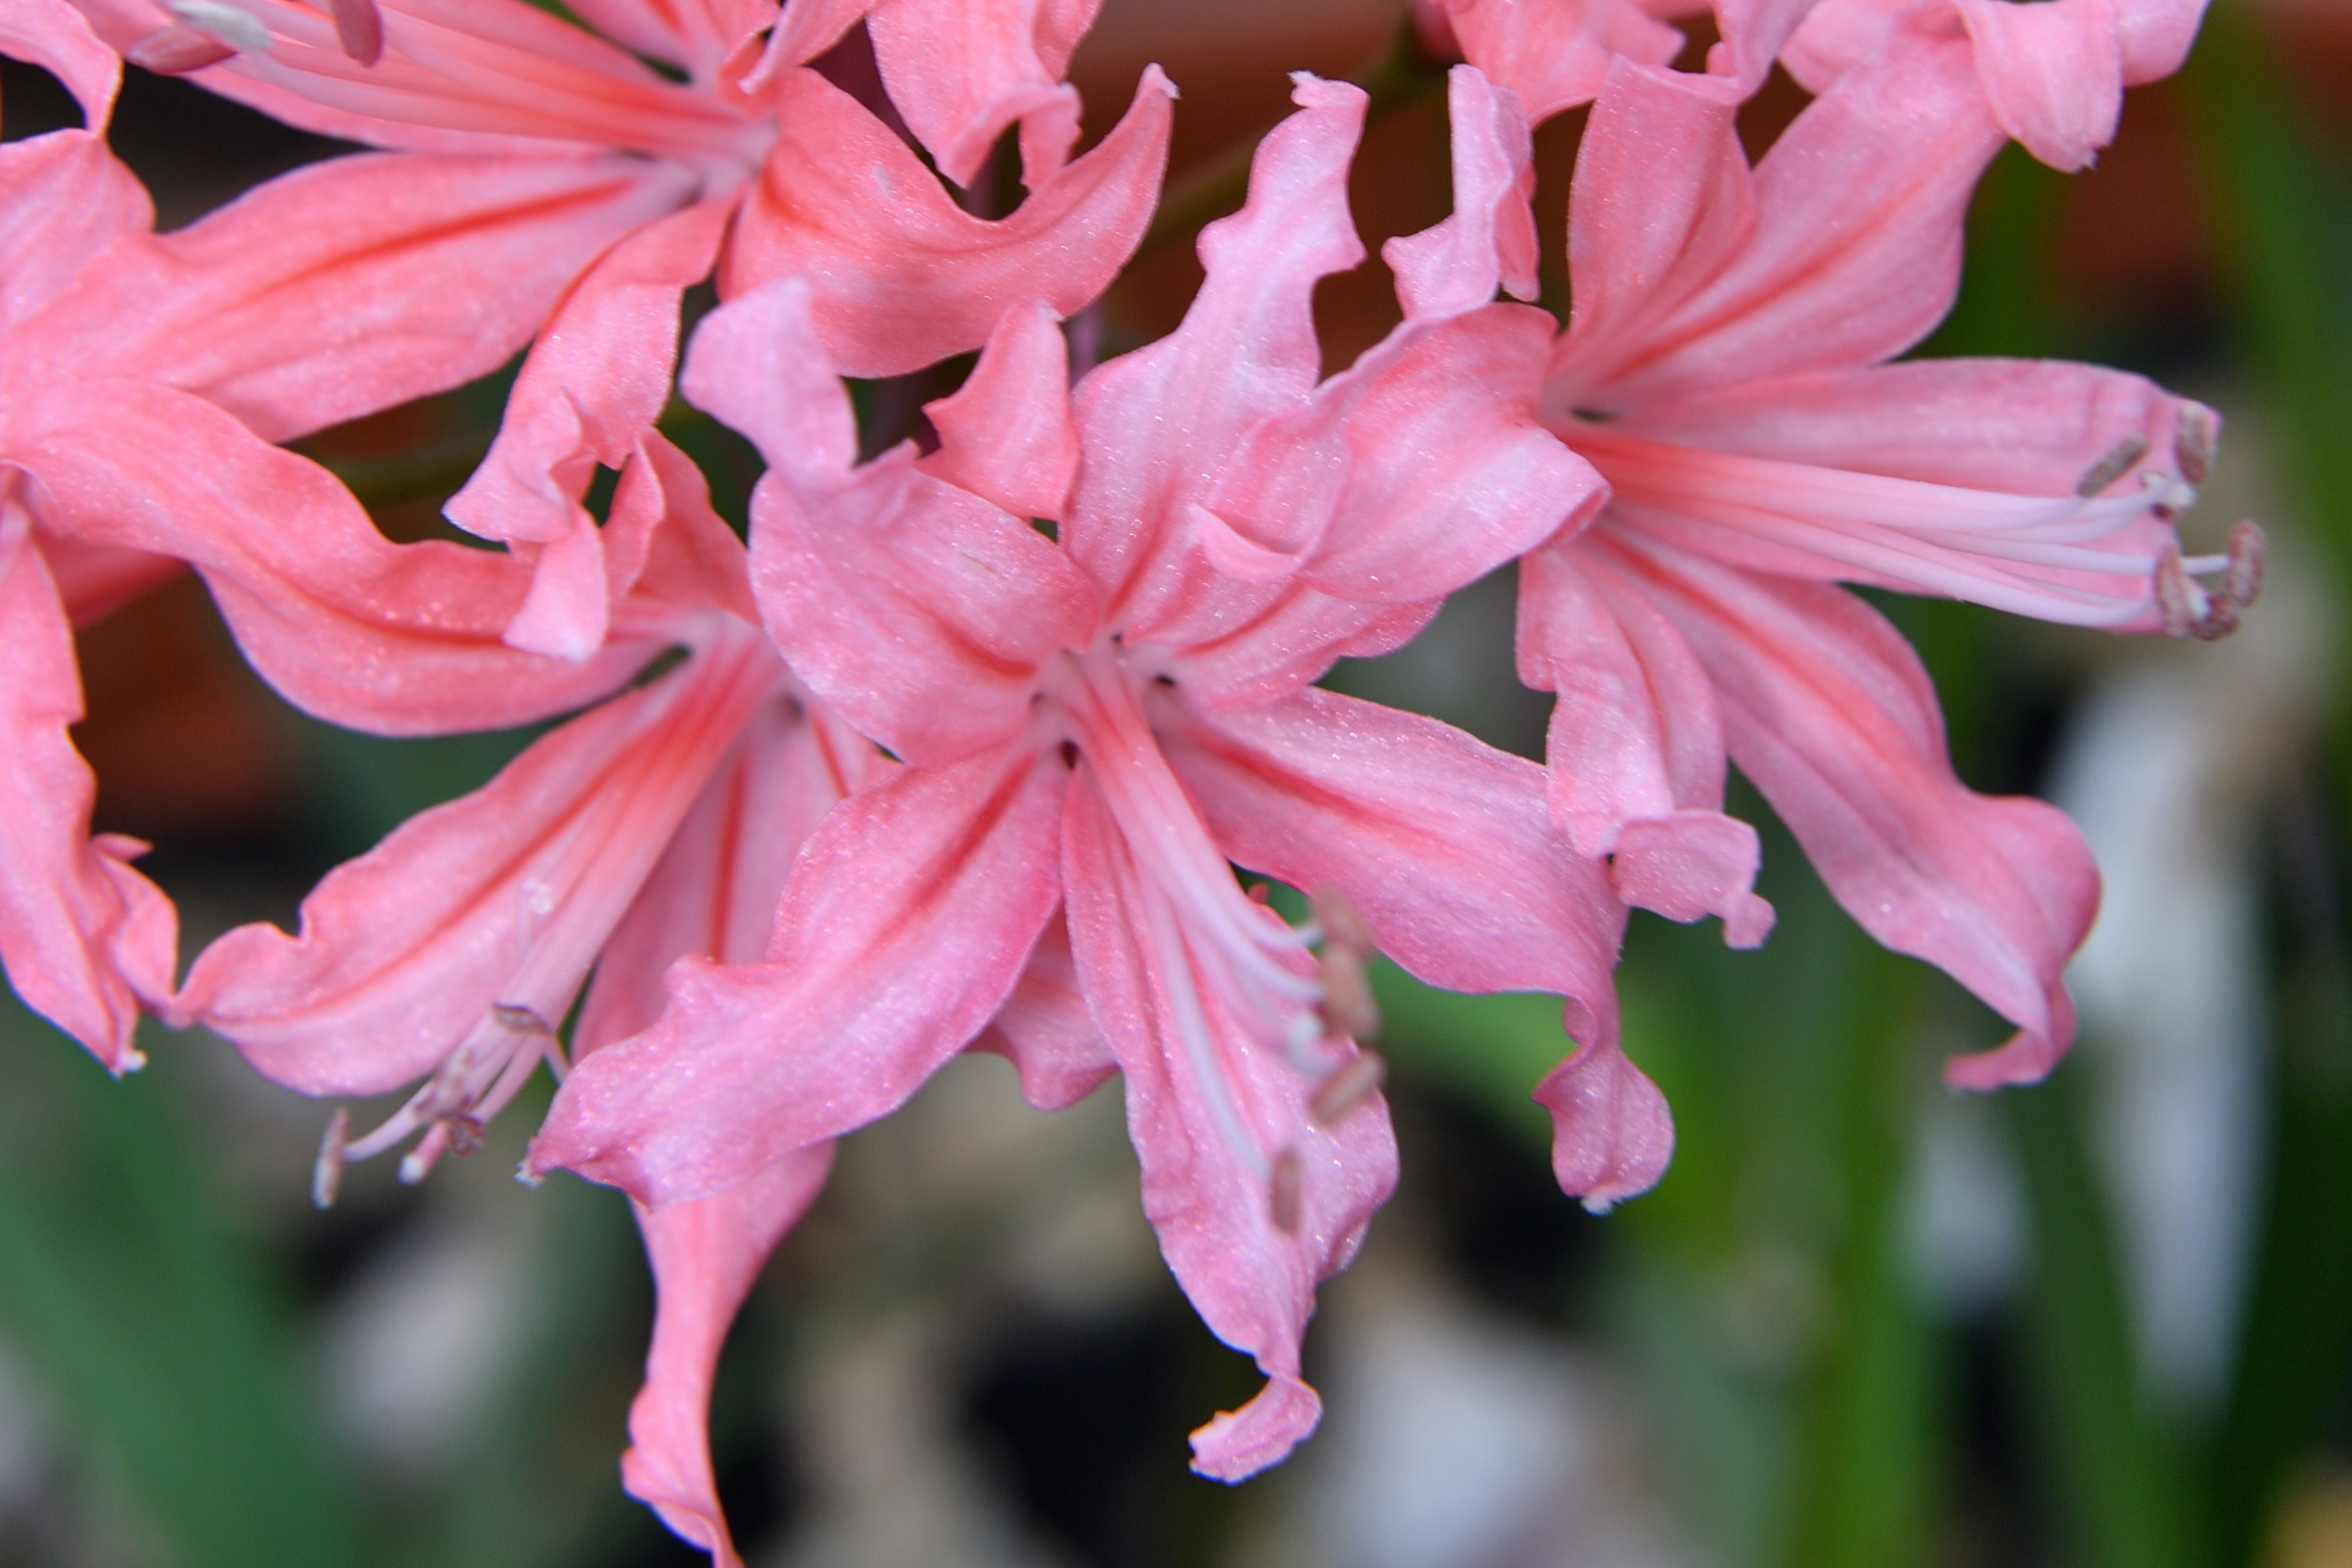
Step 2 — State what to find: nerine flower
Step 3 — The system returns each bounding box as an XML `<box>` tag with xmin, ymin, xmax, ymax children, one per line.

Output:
<box><xmin>531</xmin><ymin>71</ymin><xmax>1646</xmax><ymax>1482</ymax></box>
<box><xmin>1515</xmin><ymin>38</ymin><xmax>2252</xmax><ymax>1102</ymax></box>
<box><xmin>2</xmin><ymin>0</ymin><xmax>642</xmax><ymax>1069</ymax></box>
<box><xmin>69</xmin><ymin>0</ymin><xmax>1174</xmax><ymax>659</ymax></box>
<box><xmin>166</xmin><ymin>434</ymin><xmax>882</xmax><ymax>1567</ymax></box>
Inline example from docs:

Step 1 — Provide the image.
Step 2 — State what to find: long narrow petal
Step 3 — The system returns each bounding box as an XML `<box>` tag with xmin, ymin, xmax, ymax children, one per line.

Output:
<box><xmin>82</xmin><ymin>0</ymin><xmax>760</xmax><ymax>162</ymax></box>
<box><xmin>623</xmin><ymin>1145</ymin><xmax>833</xmax><ymax>1568</ymax></box>
<box><xmin>574</xmin><ymin>695</ymin><xmax>885</xmax><ymax>1057</ymax></box>
<box><xmin>50</xmin><ymin>151</ymin><xmax>693</xmax><ymax>444</ymax></box>
<box><xmin>868</xmin><ymin>0</ymin><xmax>1101</xmax><ymax>187</ymax></box>
<box><xmin>15</xmin><ymin>380</ymin><xmax>646</xmax><ymax>733</ymax></box>
<box><xmin>1</xmin><ymin>0</ymin><xmax>120</xmax><ymax>126</ymax></box>
<box><xmin>1381</xmin><ymin>65</ymin><xmax>1539</xmax><ymax>321</ymax></box>
<box><xmin>1608</xmin><ymin>534</ymin><xmax>2098</xmax><ymax>1087</ymax></box>
<box><xmin>917</xmin><ymin>299</ymin><xmax>1080</xmax><ymax>523</ymax></box>
<box><xmin>1061</xmin><ymin>766</ymin><xmax>1396</xmax><ymax>1480</ymax></box>
<box><xmin>748</xmin><ymin>445</ymin><xmax>1097</xmax><ymax>766</ymax></box>
<box><xmin>444</xmin><ymin>198</ymin><xmax>731</xmax><ymax>658</ymax></box>
<box><xmin>0</xmin><ymin>133</ymin><xmax>149</xmax><ymax>335</ymax></box>
<box><xmin>723</xmin><ymin>63</ymin><xmax>1172</xmax><ymax>377</ymax></box>
<box><xmin>1552</xmin><ymin>41</ymin><xmax>2000</xmax><ymax>410</ymax></box>
<box><xmin>1152</xmin><ymin>685</ymin><xmax>1668</xmax><ymax>1206</ymax></box>
<box><xmin>700</xmin><ymin>284</ymin><xmax>1096</xmax><ymax>766</ymax></box>
<box><xmin>0</xmin><ymin>513</ymin><xmax>174</xmax><ymax>1071</ymax></box>
<box><xmin>531</xmin><ymin>743</ymin><xmax>1068</xmax><ymax>1203</ymax></box>
<box><xmin>969</xmin><ymin>908</ymin><xmax>1116</xmax><ymax>1110</ymax></box>
<box><xmin>1066</xmin><ymin>74</ymin><xmax>1367</xmax><ymax>624</ymax></box>
<box><xmin>1954</xmin><ymin>0</ymin><xmax>2122</xmax><ymax>172</ymax></box>
<box><xmin>1518</xmin><ymin>537</ymin><xmax>1773</xmax><ymax>944</ymax></box>
<box><xmin>1158</xmin><ymin>303</ymin><xmax>1594</xmax><ymax>691</ymax></box>
<box><xmin>174</xmin><ymin>626</ymin><xmax>780</xmax><ymax>1096</ymax></box>
<box><xmin>1435</xmin><ymin>0</ymin><xmax>1684</xmax><ymax>123</ymax></box>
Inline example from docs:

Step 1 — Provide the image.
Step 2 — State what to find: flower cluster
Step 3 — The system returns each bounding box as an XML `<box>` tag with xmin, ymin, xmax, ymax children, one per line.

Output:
<box><xmin>0</xmin><ymin>0</ymin><xmax>2238</xmax><ymax>1557</ymax></box>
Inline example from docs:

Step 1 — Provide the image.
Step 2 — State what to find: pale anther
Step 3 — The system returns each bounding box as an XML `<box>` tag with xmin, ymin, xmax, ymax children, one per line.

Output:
<box><xmin>1309</xmin><ymin>1050</ymin><xmax>1387</xmax><ymax>1126</ymax></box>
<box><xmin>2076</xmin><ymin>435</ymin><xmax>2148</xmax><ymax>498</ymax></box>
<box><xmin>329</xmin><ymin>0</ymin><xmax>385</xmax><ymax>67</ymax></box>
<box><xmin>491</xmin><ymin>1002</ymin><xmax>555</xmax><ymax>1036</ymax></box>
<box><xmin>312</xmin><ymin>1106</ymin><xmax>352</xmax><ymax>1210</ymax></box>
<box><xmin>2227</xmin><ymin>519</ymin><xmax>2266</xmax><ymax>610</ymax></box>
<box><xmin>1316</xmin><ymin>948</ymin><xmax>1379</xmax><ymax>1042</ymax></box>
<box><xmin>1269</xmin><ymin>1148</ymin><xmax>1303</xmax><ymax>1234</ymax></box>
<box><xmin>2176</xmin><ymin>404</ymin><xmax>2218</xmax><ymax>486</ymax></box>
<box><xmin>444</xmin><ymin>1114</ymin><xmax>486</xmax><ymax>1158</ymax></box>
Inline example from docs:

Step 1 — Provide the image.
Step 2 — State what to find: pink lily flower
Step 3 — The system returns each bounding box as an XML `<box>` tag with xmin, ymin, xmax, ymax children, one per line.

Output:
<box><xmin>1781</xmin><ymin>0</ymin><xmax>2208</xmax><ymax>169</ymax></box>
<box><xmin>1517</xmin><ymin>44</ymin><xmax>2255</xmax><ymax>1092</ymax></box>
<box><xmin>2</xmin><ymin>1</ymin><xmax>650</xmax><ymax>1070</ymax></box>
<box><xmin>167</xmin><ymin>434</ymin><xmax>882</xmax><ymax>1567</ymax></box>
<box><xmin>532</xmin><ymin>71</ymin><xmax>1645</xmax><ymax>1481</ymax></box>
<box><xmin>70</xmin><ymin>0</ymin><xmax>1175</xmax><ymax>660</ymax></box>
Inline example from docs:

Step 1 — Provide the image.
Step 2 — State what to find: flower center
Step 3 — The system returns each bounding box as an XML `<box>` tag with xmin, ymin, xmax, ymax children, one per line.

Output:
<box><xmin>1047</xmin><ymin>645</ymin><xmax>1385</xmax><ymax>1231</ymax></box>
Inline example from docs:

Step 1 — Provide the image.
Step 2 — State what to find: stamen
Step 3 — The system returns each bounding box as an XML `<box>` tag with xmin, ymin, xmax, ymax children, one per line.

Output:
<box><xmin>491</xmin><ymin>1003</ymin><xmax>555</xmax><ymax>1036</ymax></box>
<box><xmin>1316</xmin><ymin>948</ymin><xmax>1379</xmax><ymax>1042</ymax></box>
<box><xmin>1269</xmin><ymin>1148</ymin><xmax>1302</xmax><ymax>1233</ymax></box>
<box><xmin>2176</xmin><ymin>405</ymin><xmax>2218</xmax><ymax>487</ymax></box>
<box><xmin>2154</xmin><ymin>522</ymin><xmax>2264</xmax><ymax>642</ymax></box>
<box><xmin>2076</xmin><ymin>435</ymin><xmax>2149</xmax><ymax>498</ymax></box>
<box><xmin>128</xmin><ymin>24</ymin><xmax>238</xmax><ymax>73</ymax></box>
<box><xmin>328</xmin><ymin>0</ymin><xmax>384</xmax><ymax>67</ymax></box>
<box><xmin>2227</xmin><ymin>519</ymin><xmax>2266</xmax><ymax>610</ymax></box>
<box><xmin>443</xmin><ymin>1114</ymin><xmax>486</xmax><ymax>1158</ymax></box>
<box><xmin>312</xmin><ymin>1106</ymin><xmax>352</xmax><ymax>1210</ymax></box>
<box><xmin>1309</xmin><ymin>1051</ymin><xmax>1387</xmax><ymax>1126</ymax></box>
<box><xmin>399</xmin><ymin>1120</ymin><xmax>452</xmax><ymax>1185</ymax></box>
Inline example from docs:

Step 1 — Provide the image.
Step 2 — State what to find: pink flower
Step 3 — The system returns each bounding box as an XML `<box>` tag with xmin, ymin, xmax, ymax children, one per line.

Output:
<box><xmin>1782</xmin><ymin>0</ymin><xmax>2208</xmax><ymax>169</ymax></box>
<box><xmin>1</xmin><ymin>2</ymin><xmax>641</xmax><ymax>1069</ymax></box>
<box><xmin>70</xmin><ymin>0</ymin><xmax>1175</xmax><ymax>659</ymax></box>
<box><xmin>168</xmin><ymin>435</ymin><xmax>882</xmax><ymax>1191</ymax></box>
<box><xmin>531</xmin><ymin>71</ymin><xmax>1645</xmax><ymax>1483</ymax></box>
<box><xmin>1517</xmin><ymin>44</ymin><xmax>2254</xmax><ymax>1094</ymax></box>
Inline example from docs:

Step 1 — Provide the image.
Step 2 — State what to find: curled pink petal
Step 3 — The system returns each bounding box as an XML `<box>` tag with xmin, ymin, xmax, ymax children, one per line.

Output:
<box><xmin>2</xmin><ymin>0</ymin><xmax>122</xmax><ymax>127</ymax></box>
<box><xmin>1606</xmin><ymin>534</ymin><xmax>2098</xmax><ymax>1085</ymax></box>
<box><xmin>533</xmin><ymin>744</ymin><xmax>1070</xmax><ymax>1204</ymax></box>
<box><xmin>1535</xmin><ymin>1032</ymin><xmax>1674</xmax><ymax>1211</ymax></box>
<box><xmin>0</xmin><ymin>514</ymin><xmax>174</xmax><ymax>1071</ymax></box>
<box><xmin>918</xmin><ymin>299</ymin><xmax>1080</xmax><ymax>522</ymax></box>
<box><xmin>1382</xmin><ymin>65</ymin><xmax>1539</xmax><ymax>319</ymax></box>
<box><xmin>724</xmin><ymin>64</ymin><xmax>1173</xmax><ymax>377</ymax></box>
<box><xmin>1431</xmin><ymin>0</ymin><xmax>1684</xmax><ymax>123</ymax></box>
<box><xmin>624</xmin><ymin>1146</ymin><xmax>834</xmax><ymax>1568</ymax></box>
